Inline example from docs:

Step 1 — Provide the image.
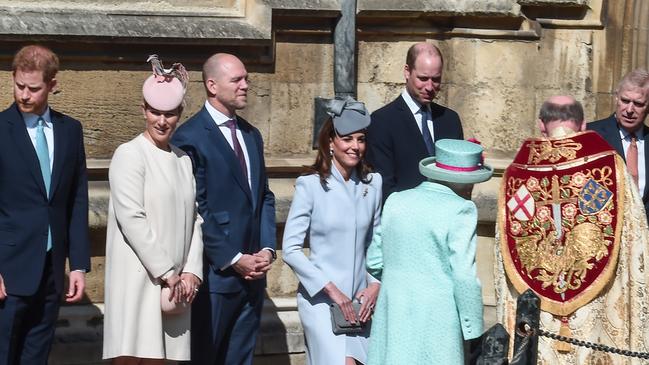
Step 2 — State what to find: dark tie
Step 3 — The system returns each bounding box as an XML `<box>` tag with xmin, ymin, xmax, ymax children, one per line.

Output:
<box><xmin>224</xmin><ymin>119</ymin><xmax>249</xmax><ymax>182</ymax></box>
<box><xmin>420</xmin><ymin>107</ymin><xmax>434</xmax><ymax>156</ymax></box>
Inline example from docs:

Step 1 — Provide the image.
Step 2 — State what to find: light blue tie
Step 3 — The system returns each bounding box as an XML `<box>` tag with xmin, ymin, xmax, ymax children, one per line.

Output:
<box><xmin>35</xmin><ymin>118</ymin><xmax>52</xmax><ymax>251</ymax></box>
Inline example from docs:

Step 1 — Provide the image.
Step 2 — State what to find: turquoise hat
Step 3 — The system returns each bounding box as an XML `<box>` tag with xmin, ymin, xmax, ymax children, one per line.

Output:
<box><xmin>419</xmin><ymin>139</ymin><xmax>493</xmax><ymax>184</ymax></box>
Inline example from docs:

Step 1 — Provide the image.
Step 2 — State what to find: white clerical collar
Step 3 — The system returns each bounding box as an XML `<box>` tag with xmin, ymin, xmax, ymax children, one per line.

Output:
<box><xmin>547</xmin><ymin>126</ymin><xmax>578</xmax><ymax>138</ymax></box>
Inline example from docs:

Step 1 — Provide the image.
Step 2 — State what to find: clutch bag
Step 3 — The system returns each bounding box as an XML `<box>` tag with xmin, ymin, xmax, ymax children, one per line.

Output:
<box><xmin>329</xmin><ymin>299</ymin><xmax>364</xmax><ymax>335</ymax></box>
<box><xmin>160</xmin><ymin>286</ymin><xmax>189</xmax><ymax>315</ymax></box>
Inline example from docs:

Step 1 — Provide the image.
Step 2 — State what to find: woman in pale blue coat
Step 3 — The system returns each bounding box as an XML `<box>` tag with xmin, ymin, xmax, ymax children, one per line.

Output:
<box><xmin>366</xmin><ymin>139</ymin><xmax>493</xmax><ymax>365</ymax></box>
<box><xmin>283</xmin><ymin>98</ymin><xmax>382</xmax><ymax>365</ymax></box>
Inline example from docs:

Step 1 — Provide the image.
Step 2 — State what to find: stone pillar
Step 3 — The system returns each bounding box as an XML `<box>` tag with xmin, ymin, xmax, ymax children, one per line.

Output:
<box><xmin>593</xmin><ymin>0</ymin><xmax>649</xmax><ymax>117</ymax></box>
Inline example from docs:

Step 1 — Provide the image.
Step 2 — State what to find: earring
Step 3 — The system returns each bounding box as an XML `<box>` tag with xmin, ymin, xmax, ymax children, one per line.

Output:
<box><xmin>329</xmin><ymin>148</ymin><xmax>334</xmax><ymax>157</ymax></box>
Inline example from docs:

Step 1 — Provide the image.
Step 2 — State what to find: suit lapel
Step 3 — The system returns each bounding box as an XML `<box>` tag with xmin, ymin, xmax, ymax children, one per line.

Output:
<box><xmin>642</xmin><ymin>125</ymin><xmax>649</xmax><ymax>200</ymax></box>
<box><xmin>396</xmin><ymin>95</ymin><xmax>430</xmax><ymax>156</ymax></box>
<box><xmin>200</xmin><ymin>109</ymin><xmax>252</xmax><ymax>204</ymax></box>
<box><xmin>7</xmin><ymin>105</ymin><xmax>48</xmax><ymax>198</ymax></box>
<box><xmin>240</xmin><ymin>124</ymin><xmax>259</xmax><ymax>210</ymax></box>
<box><xmin>607</xmin><ymin>117</ymin><xmax>625</xmax><ymax>157</ymax></box>
<box><xmin>49</xmin><ymin>110</ymin><xmax>65</xmax><ymax>200</ymax></box>
<box><xmin>431</xmin><ymin>102</ymin><xmax>451</xmax><ymax>143</ymax></box>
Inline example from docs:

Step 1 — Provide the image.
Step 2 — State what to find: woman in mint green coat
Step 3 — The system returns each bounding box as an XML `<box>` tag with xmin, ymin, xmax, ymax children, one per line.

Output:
<box><xmin>366</xmin><ymin>139</ymin><xmax>493</xmax><ymax>365</ymax></box>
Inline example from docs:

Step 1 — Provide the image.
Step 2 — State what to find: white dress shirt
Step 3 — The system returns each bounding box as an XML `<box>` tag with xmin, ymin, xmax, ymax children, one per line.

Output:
<box><xmin>22</xmin><ymin>108</ymin><xmax>54</xmax><ymax>170</ymax></box>
<box><xmin>203</xmin><ymin>101</ymin><xmax>274</xmax><ymax>269</ymax></box>
<box><xmin>619</xmin><ymin>128</ymin><xmax>646</xmax><ymax>194</ymax></box>
<box><xmin>204</xmin><ymin>101</ymin><xmax>252</xmax><ymax>188</ymax></box>
<box><xmin>401</xmin><ymin>89</ymin><xmax>435</xmax><ymax>142</ymax></box>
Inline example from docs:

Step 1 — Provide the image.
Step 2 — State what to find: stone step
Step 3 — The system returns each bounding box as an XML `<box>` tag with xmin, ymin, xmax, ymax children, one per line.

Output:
<box><xmin>50</xmin><ymin>298</ymin><xmax>497</xmax><ymax>364</ymax></box>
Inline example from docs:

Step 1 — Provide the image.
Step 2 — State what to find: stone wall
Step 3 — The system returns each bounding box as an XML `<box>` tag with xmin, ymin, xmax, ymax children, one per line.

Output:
<box><xmin>0</xmin><ymin>0</ymin><xmax>647</xmax><ymax>363</ymax></box>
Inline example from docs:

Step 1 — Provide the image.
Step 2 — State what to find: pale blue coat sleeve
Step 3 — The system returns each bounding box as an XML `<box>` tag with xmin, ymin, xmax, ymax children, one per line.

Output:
<box><xmin>449</xmin><ymin>200</ymin><xmax>483</xmax><ymax>340</ymax></box>
<box><xmin>366</xmin><ymin>225</ymin><xmax>383</xmax><ymax>281</ymax></box>
<box><xmin>366</xmin><ymin>174</ymin><xmax>383</xmax><ymax>284</ymax></box>
<box><xmin>282</xmin><ymin>176</ymin><xmax>330</xmax><ymax>296</ymax></box>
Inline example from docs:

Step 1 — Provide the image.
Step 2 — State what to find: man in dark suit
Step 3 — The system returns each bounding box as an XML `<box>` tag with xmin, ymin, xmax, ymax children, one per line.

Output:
<box><xmin>172</xmin><ymin>53</ymin><xmax>276</xmax><ymax>365</ymax></box>
<box><xmin>367</xmin><ymin>42</ymin><xmax>464</xmax><ymax>203</ymax></box>
<box><xmin>588</xmin><ymin>69</ymin><xmax>649</xmax><ymax>221</ymax></box>
<box><xmin>0</xmin><ymin>45</ymin><xmax>90</xmax><ymax>364</ymax></box>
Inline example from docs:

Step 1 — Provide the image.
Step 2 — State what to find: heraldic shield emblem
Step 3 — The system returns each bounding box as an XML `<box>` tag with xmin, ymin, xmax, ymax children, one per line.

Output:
<box><xmin>498</xmin><ymin>131</ymin><xmax>625</xmax><ymax>317</ymax></box>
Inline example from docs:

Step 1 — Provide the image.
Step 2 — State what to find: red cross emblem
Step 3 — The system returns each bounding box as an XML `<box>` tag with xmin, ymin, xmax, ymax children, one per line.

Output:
<box><xmin>507</xmin><ymin>185</ymin><xmax>535</xmax><ymax>221</ymax></box>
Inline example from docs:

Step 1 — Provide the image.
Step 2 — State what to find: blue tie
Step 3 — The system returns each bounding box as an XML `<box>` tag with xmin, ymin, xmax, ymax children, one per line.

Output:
<box><xmin>420</xmin><ymin>107</ymin><xmax>434</xmax><ymax>156</ymax></box>
<box><xmin>35</xmin><ymin>118</ymin><xmax>52</xmax><ymax>251</ymax></box>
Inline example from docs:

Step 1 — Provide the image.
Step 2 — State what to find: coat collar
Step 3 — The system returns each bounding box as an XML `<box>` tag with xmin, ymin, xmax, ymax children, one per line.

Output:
<box><xmin>417</xmin><ymin>180</ymin><xmax>460</xmax><ymax>197</ymax></box>
<box><xmin>7</xmin><ymin>103</ymin><xmax>70</xmax><ymax>200</ymax></box>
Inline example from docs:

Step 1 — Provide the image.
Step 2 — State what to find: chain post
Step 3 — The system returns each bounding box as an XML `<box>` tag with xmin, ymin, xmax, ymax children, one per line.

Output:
<box><xmin>511</xmin><ymin>289</ymin><xmax>540</xmax><ymax>365</ymax></box>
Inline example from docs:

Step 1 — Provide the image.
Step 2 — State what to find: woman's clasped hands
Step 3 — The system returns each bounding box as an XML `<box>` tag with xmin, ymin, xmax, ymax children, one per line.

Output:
<box><xmin>325</xmin><ymin>282</ymin><xmax>380</xmax><ymax>324</ymax></box>
<box><xmin>163</xmin><ymin>272</ymin><xmax>202</xmax><ymax>304</ymax></box>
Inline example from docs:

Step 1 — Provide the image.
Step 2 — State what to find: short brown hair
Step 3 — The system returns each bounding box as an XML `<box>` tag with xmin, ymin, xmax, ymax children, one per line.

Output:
<box><xmin>406</xmin><ymin>43</ymin><xmax>444</xmax><ymax>70</ymax></box>
<box><xmin>12</xmin><ymin>45</ymin><xmax>59</xmax><ymax>82</ymax></box>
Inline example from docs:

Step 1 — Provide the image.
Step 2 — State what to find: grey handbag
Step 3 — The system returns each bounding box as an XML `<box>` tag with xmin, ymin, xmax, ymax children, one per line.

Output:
<box><xmin>329</xmin><ymin>299</ymin><xmax>365</xmax><ymax>335</ymax></box>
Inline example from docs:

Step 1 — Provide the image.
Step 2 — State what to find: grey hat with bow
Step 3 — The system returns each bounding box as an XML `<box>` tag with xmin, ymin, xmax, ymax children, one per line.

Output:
<box><xmin>325</xmin><ymin>96</ymin><xmax>371</xmax><ymax>135</ymax></box>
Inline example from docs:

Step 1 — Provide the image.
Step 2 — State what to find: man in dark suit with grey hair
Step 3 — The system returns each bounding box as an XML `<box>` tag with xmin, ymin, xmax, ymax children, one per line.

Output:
<box><xmin>588</xmin><ymin>68</ymin><xmax>649</xmax><ymax>221</ymax></box>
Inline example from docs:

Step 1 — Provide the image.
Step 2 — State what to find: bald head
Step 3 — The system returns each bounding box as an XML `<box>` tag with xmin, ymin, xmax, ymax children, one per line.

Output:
<box><xmin>406</xmin><ymin>42</ymin><xmax>443</xmax><ymax>70</ymax></box>
<box><xmin>202</xmin><ymin>53</ymin><xmax>249</xmax><ymax>116</ymax></box>
<box><xmin>202</xmin><ymin>53</ymin><xmax>243</xmax><ymax>83</ymax></box>
<box><xmin>537</xmin><ymin>95</ymin><xmax>585</xmax><ymax>137</ymax></box>
<box><xmin>546</xmin><ymin>95</ymin><xmax>576</xmax><ymax>106</ymax></box>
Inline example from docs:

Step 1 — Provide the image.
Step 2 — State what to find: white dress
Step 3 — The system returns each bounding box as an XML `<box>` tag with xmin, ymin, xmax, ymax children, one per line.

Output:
<box><xmin>103</xmin><ymin>134</ymin><xmax>203</xmax><ymax>361</ymax></box>
<box><xmin>282</xmin><ymin>166</ymin><xmax>382</xmax><ymax>365</ymax></box>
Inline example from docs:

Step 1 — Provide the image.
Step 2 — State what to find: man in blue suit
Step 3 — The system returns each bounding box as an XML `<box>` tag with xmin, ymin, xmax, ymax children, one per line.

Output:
<box><xmin>0</xmin><ymin>45</ymin><xmax>90</xmax><ymax>364</ymax></box>
<box><xmin>172</xmin><ymin>53</ymin><xmax>276</xmax><ymax>365</ymax></box>
<box><xmin>367</xmin><ymin>42</ymin><xmax>464</xmax><ymax>203</ymax></box>
<box><xmin>588</xmin><ymin>69</ymin><xmax>649</xmax><ymax>222</ymax></box>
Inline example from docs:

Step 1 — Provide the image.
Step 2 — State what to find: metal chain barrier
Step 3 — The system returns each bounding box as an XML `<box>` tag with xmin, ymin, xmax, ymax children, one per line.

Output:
<box><xmin>533</xmin><ymin>328</ymin><xmax>649</xmax><ymax>360</ymax></box>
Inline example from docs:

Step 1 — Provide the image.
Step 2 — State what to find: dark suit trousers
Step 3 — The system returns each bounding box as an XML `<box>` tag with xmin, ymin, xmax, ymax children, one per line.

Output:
<box><xmin>190</xmin><ymin>286</ymin><xmax>264</xmax><ymax>365</ymax></box>
<box><xmin>0</xmin><ymin>254</ymin><xmax>60</xmax><ymax>365</ymax></box>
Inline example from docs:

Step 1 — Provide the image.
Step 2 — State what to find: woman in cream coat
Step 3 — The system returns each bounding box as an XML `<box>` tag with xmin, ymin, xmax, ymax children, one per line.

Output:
<box><xmin>283</xmin><ymin>98</ymin><xmax>381</xmax><ymax>365</ymax></box>
<box><xmin>103</xmin><ymin>63</ymin><xmax>203</xmax><ymax>363</ymax></box>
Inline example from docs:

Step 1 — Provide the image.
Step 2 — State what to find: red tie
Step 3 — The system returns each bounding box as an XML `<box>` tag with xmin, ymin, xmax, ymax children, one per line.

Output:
<box><xmin>224</xmin><ymin>119</ymin><xmax>248</xmax><ymax>182</ymax></box>
<box><xmin>627</xmin><ymin>134</ymin><xmax>639</xmax><ymax>189</ymax></box>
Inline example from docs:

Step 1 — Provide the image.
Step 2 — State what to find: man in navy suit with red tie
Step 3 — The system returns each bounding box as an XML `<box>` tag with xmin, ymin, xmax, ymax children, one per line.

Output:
<box><xmin>367</xmin><ymin>42</ymin><xmax>464</xmax><ymax>203</ymax></box>
<box><xmin>172</xmin><ymin>53</ymin><xmax>276</xmax><ymax>365</ymax></box>
<box><xmin>0</xmin><ymin>45</ymin><xmax>90</xmax><ymax>364</ymax></box>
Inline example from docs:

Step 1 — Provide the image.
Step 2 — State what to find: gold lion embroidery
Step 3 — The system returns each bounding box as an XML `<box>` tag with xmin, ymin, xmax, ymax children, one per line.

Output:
<box><xmin>526</xmin><ymin>139</ymin><xmax>582</xmax><ymax>165</ymax></box>
<box><xmin>514</xmin><ymin>222</ymin><xmax>608</xmax><ymax>294</ymax></box>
